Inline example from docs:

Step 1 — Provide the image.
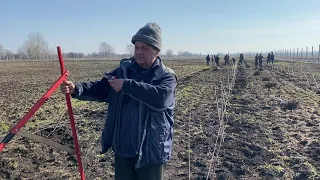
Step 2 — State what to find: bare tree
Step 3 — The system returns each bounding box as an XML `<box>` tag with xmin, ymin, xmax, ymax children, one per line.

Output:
<box><xmin>92</xmin><ymin>52</ymin><xmax>99</xmax><ymax>57</ymax></box>
<box><xmin>165</xmin><ymin>49</ymin><xmax>174</xmax><ymax>57</ymax></box>
<box><xmin>17</xmin><ymin>46</ymin><xmax>28</xmax><ymax>59</ymax></box>
<box><xmin>4</xmin><ymin>50</ymin><xmax>14</xmax><ymax>60</ymax></box>
<box><xmin>99</xmin><ymin>42</ymin><xmax>114</xmax><ymax>58</ymax></box>
<box><xmin>178</xmin><ymin>50</ymin><xmax>191</xmax><ymax>57</ymax></box>
<box><xmin>126</xmin><ymin>44</ymin><xmax>134</xmax><ymax>55</ymax></box>
<box><xmin>49</xmin><ymin>48</ymin><xmax>56</xmax><ymax>60</ymax></box>
<box><xmin>20</xmin><ymin>32</ymin><xmax>50</xmax><ymax>60</ymax></box>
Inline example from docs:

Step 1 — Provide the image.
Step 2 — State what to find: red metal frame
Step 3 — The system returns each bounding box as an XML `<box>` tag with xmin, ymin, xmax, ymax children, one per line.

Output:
<box><xmin>0</xmin><ymin>71</ymin><xmax>69</xmax><ymax>150</ymax></box>
<box><xmin>0</xmin><ymin>46</ymin><xmax>86</xmax><ymax>180</ymax></box>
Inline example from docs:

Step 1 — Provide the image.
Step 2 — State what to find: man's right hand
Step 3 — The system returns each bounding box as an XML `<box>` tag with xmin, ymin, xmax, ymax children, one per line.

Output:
<box><xmin>61</xmin><ymin>81</ymin><xmax>75</xmax><ymax>94</ymax></box>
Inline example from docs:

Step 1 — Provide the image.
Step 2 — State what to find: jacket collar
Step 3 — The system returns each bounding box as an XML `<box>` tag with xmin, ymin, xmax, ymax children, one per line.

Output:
<box><xmin>120</xmin><ymin>56</ymin><xmax>169</xmax><ymax>81</ymax></box>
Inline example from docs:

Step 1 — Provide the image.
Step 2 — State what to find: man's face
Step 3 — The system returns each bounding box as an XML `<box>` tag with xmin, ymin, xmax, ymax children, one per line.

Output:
<box><xmin>134</xmin><ymin>41</ymin><xmax>159</xmax><ymax>69</ymax></box>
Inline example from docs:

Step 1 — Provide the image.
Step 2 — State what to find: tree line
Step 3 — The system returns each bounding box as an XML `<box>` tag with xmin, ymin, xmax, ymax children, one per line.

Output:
<box><xmin>0</xmin><ymin>32</ymin><xmax>201</xmax><ymax>60</ymax></box>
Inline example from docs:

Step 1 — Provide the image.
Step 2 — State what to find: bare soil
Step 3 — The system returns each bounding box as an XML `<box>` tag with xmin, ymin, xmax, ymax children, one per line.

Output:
<box><xmin>0</xmin><ymin>59</ymin><xmax>319</xmax><ymax>179</ymax></box>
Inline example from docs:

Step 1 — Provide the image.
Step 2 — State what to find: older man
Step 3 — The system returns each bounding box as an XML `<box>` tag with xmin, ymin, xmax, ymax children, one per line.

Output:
<box><xmin>61</xmin><ymin>23</ymin><xmax>177</xmax><ymax>180</ymax></box>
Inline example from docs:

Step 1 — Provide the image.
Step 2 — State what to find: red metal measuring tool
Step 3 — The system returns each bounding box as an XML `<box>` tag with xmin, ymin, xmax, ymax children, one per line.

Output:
<box><xmin>0</xmin><ymin>46</ymin><xmax>86</xmax><ymax>180</ymax></box>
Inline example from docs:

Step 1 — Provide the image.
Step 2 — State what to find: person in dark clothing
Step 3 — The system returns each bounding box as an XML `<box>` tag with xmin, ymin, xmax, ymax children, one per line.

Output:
<box><xmin>255</xmin><ymin>54</ymin><xmax>259</xmax><ymax>68</ymax></box>
<box><xmin>239</xmin><ymin>53</ymin><xmax>244</xmax><ymax>65</ymax></box>
<box><xmin>232</xmin><ymin>58</ymin><xmax>236</xmax><ymax>65</ymax></box>
<box><xmin>258</xmin><ymin>53</ymin><xmax>264</xmax><ymax>67</ymax></box>
<box><xmin>224</xmin><ymin>54</ymin><xmax>230</xmax><ymax>65</ymax></box>
<box><xmin>231</xmin><ymin>58</ymin><xmax>237</xmax><ymax>65</ymax></box>
<box><xmin>215</xmin><ymin>55</ymin><xmax>220</xmax><ymax>66</ymax></box>
<box><xmin>206</xmin><ymin>54</ymin><xmax>210</xmax><ymax>66</ymax></box>
<box><xmin>60</xmin><ymin>23</ymin><xmax>177</xmax><ymax>180</ymax></box>
<box><xmin>270</xmin><ymin>52</ymin><xmax>275</xmax><ymax>66</ymax></box>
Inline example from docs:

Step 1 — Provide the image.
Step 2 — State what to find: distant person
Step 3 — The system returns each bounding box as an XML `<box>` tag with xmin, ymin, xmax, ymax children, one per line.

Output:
<box><xmin>215</xmin><ymin>55</ymin><xmax>220</xmax><ymax>66</ymax></box>
<box><xmin>258</xmin><ymin>53</ymin><xmax>264</xmax><ymax>67</ymax></box>
<box><xmin>60</xmin><ymin>22</ymin><xmax>177</xmax><ymax>180</ymax></box>
<box><xmin>206</xmin><ymin>54</ymin><xmax>210</xmax><ymax>66</ymax></box>
<box><xmin>255</xmin><ymin>54</ymin><xmax>259</xmax><ymax>68</ymax></box>
<box><xmin>232</xmin><ymin>58</ymin><xmax>236</xmax><ymax>65</ymax></box>
<box><xmin>224</xmin><ymin>54</ymin><xmax>230</xmax><ymax>65</ymax></box>
<box><xmin>270</xmin><ymin>52</ymin><xmax>275</xmax><ymax>66</ymax></box>
<box><xmin>239</xmin><ymin>53</ymin><xmax>244</xmax><ymax>65</ymax></box>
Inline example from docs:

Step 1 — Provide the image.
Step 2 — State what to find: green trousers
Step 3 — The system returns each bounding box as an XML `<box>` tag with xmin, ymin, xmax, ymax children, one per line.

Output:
<box><xmin>114</xmin><ymin>156</ymin><xmax>167</xmax><ymax>180</ymax></box>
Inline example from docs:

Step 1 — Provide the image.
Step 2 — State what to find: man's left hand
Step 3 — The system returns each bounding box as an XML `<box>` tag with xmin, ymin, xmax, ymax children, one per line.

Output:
<box><xmin>109</xmin><ymin>79</ymin><xmax>125</xmax><ymax>92</ymax></box>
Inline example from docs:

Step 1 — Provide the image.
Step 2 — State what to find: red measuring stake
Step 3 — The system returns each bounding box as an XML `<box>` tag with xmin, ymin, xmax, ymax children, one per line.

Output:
<box><xmin>57</xmin><ymin>46</ymin><xmax>86</xmax><ymax>180</ymax></box>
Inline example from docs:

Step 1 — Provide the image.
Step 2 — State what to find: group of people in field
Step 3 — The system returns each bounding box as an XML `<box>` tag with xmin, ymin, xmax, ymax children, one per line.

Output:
<box><xmin>254</xmin><ymin>52</ymin><xmax>275</xmax><ymax>68</ymax></box>
<box><xmin>206</xmin><ymin>54</ymin><xmax>236</xmax><ymax>67</ymax></box>
<box><xmin>206</xmin><ymin>51</ymin><xmax>276</xmax><ymax>69</ymax></box>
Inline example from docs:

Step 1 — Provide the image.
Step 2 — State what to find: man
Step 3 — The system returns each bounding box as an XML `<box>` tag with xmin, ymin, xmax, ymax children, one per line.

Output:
<box><xmin>60</xmin><ymin>23</ymin><xmax>177</xmax><ymax>180</ymax></box>
<box><xmin>266</xmin><ymin>53</ymin><xmax>271</xmax><ymax>66</ymax></box>
<box><xmin>239</xmin><ymin>53</ymin><xmax>244</xmax><ymax>65</ymax></box>
<box><xmin>227</xmin><ymin>54</ymin><xmax>230</xmax><ymax>65</ymax></box>
<box><xmin>232</xmin><ymin>58</ymin><xmax>236</xmax><ymax>65</ymax></box>
<box><xmin>224</xmin><ymin>54</ymin><xmax>230</xmax><ymax>65</ymax></box>
<box><xmin>214</xmin><ymin>54</ymin><xmax>220</xmax><ymax>66</ymax></box>
<box><xmin>206</xmin><ymin>54</ymin><xmax>210</xmax><ymax>66</ymax></box>
<box><xmin>255</xmin><ymin>54</ymin><xmax>259</xmax><ymax>68</ymax></box>
<box><xmin>258</xmin><ymin>53</ymin><xmax>264</xmax><ymax>68</ymax></box>
<box><xmin>270</xmin><ymin>52</ymin><xmax>275</xmax><ymax>66</ymax></box>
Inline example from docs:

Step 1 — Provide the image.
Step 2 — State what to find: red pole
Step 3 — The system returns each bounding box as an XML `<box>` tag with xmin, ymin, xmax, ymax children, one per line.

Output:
<box><xmin>57</xmin><ymin>46</ymin><xmax>86</xmax><ymax>180</ymax></box>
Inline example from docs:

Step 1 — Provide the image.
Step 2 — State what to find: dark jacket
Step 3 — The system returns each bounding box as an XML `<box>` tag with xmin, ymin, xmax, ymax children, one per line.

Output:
<box><xmin>206</xmin><ymin>55</ymin><xmax>210</xmax><ymax>61</ymax></box>
<box><xmin>271</xmin><ymin>54</ymin><xmax>275</xmax><ymax>60</ymax></box>
<box><xmin>71</xmin><ymin>57</ymin><xmax>177</xmax><ymax>169</ymax></box>
<box><xmin>258</xmin><ymin>55</ymin><xmax>264</xmax><ymax>60</ymax></box>
<box><xmin>240</xmin><ymin>54</ymin><xmax>244</xmax><ymax>60</ymax></box>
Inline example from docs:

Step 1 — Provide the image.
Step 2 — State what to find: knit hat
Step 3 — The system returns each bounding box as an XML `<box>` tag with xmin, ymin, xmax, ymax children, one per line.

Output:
<box><xmin>131</xmin><ymin>22</ymin><xmax>162</xmax><ymax>51</ymax></box>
